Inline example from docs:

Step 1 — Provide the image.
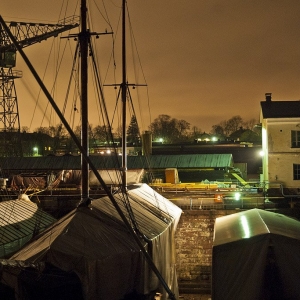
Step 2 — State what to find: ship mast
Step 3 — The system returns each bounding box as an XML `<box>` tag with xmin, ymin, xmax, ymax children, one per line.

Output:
<box><xmin>120</xmin><ymin>0</ymin><xmax>146</xmax><ymax>190</ymax></box>
<box><xmin>121</xmin><ymin>0</ymin><xmax>127</xmax><ymax>191</ymax></box>
<box><xmin>0</xmin><ymin>2</ymin><xmax>177</xmax><ymax>297</ymax></box>
<box><xmin>119</xmin><ymin>3</ymin><xmax>176</xmax><ymax>298</ymax></box>
<box><xmin>79</xmin><ymin>0</ymin><xmax>89</xmax><ymax>202</ymax></box>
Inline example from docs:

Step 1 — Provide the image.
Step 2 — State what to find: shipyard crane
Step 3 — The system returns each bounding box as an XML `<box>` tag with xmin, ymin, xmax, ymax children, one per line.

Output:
<box><xmin>0</xmin><ymin>16</ymin><xmax>79</xmax><ymax>157</ymax></box>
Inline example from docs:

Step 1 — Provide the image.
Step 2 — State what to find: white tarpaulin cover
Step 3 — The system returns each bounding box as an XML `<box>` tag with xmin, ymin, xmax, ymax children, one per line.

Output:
<box><xmin>1</xmin><ymin>184</ymin><xmax>182</xmax><ymax>300</ymax></box>
<box><xmin>89</xmin><ymin>169</ymin><xmax>144</xmax><ymax>185</ymax></box>
<box><xmin>92</xmin><ymin>183</ymin><xmax>182</xmax><ymax>300</ymax></box>
<box><xmin>212</xmin><ymin>208</ymin><xmax>300</xmax><ymax>300</ymax></box>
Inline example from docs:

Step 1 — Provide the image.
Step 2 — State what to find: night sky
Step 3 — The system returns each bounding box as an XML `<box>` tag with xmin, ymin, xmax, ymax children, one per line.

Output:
<box><xmin>2</xmin><ymin>0</ymin><xmax>300</xmax><ymax>133</ymax></box>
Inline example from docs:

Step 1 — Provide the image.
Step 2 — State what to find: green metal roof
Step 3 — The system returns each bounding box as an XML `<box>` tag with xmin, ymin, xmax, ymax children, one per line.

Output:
<box><xmin>0</xmin><ymin>153</ymin><xmax>233</xmax><ymax>172</ymax></box>
<box><xmin>146</xmin><ymin>154</ymin><xmax>233</xmax><ymax>169</ymax></box>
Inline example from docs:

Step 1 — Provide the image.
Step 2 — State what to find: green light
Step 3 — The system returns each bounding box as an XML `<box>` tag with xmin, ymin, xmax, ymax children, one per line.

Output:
<box><xmin>234</xmin><ymin>192</ymin><xmax>241</xmax><ymax>201</ymax></box>
<box><xmin>33</xmin><ymin>147</ymin><xmax>38</xmax><ymax>156</ymax></box>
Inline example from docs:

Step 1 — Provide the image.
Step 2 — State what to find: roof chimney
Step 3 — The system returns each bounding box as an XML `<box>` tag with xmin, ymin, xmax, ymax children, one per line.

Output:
<box><xmin>265</xmin><ymin>93</ymin><xmax>272</xmax><ymax>102</ymax></box>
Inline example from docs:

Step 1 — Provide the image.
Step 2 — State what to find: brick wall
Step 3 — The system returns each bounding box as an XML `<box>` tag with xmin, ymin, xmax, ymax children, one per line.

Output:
<box><xmin>175</xmin><ymin>210</ymin><xmax>235</xmax><ymax>281</ymax></box>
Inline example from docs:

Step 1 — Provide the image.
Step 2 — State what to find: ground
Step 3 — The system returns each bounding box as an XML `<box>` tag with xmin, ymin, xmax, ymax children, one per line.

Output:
<box><xmin>179</xmin><ymin>295</ymin><xmax>211</xmax><ymax>300</ymax></box>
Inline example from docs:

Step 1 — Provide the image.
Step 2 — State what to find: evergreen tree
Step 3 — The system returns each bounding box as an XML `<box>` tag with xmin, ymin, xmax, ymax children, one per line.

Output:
<box><xmin>127</xmin><ymin>115</ymin><xmax>140</xmax><ymax>145</ymax></box>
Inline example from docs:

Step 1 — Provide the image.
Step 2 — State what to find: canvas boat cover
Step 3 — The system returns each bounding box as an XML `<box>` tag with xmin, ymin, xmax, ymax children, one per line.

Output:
<box><xmin>10</xmin><ymin>169</ymin><xmax>144</xmax><ymax>190</ymax></box>
<box><xmin>1</xmin><ymin>184</ymin><xmax>182</xmax><ymax>300</ymax></box>
<box><xmin>212</xmin><ymin>208</ymin><xmax>300</xmax><ymax>300</ymax></box>
<box><xmin>92</xmin><ymin>183</ymin><xmax>182</xmax><ymax>300</ymax></box>
<box><xmin>0</xmin><ymin>195</ymin><xmax>56</xmax><ymax>258</ymax></box>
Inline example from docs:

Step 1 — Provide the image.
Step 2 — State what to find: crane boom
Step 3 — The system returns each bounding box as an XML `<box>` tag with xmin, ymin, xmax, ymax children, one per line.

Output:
<box><xmin>0</xmin><ymin>16</ymin><xmax>79</xmax><ymax>51</ymax></box>
<box><xmin>0</xmin><ymin>16</ymin><xmax>79</xmax><ymax>157</ymax></box>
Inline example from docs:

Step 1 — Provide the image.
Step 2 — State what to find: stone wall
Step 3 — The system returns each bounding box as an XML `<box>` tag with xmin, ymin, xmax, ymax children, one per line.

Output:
<box><xmin>175</xmin><ymin>210</ymin><xmax>235</xmax><ymax>281</ymax></box>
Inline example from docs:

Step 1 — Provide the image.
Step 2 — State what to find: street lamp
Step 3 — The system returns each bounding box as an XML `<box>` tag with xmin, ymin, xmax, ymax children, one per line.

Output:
<box><xmin>33</xmin><ymin>147</ymin><xmax>38</xmax><ymax>156</ymax></box>
<box><xmin>234</xmin><ymin>192</ymin><xmax>242</xmax><ymax>208</ymax></box>
<box><xmin>259</xmin><ymin>150</ymin><xmax>264</xmax><ymax>157</ymax></box>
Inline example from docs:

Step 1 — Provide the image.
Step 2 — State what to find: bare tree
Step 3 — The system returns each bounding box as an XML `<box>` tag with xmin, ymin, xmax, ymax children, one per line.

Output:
<box><xmin>149</xmin><ymin>114</ymin><xmax>191</xmax><ymax>143</ymax></box>
<box><xmin>211</xmin><ymin>124</ymin><xmax>224</xmax><ymax>136</ymax></box>
<box><xmin>190</xmin><ymin>126</ymin><xmax>202</xmax><ymax>140</ymax></box>
<box><xmin>93</xmin><ymin>125</ymin><xmax>109</xmax><ymax>143</ymax></box>
<box><xmin>212</xmin><ymin>116</ymin><xmax>245</xmax><ymax>137</ymax></box>
<box><xmin>243</xmin><ymin>118</ymin><xmax>257</xmax><ymax>130</ymax></box>
<box><xmin>225</xmin><ymin>115</ymin><xmax>243</xmax><ymax>134</ymax></box>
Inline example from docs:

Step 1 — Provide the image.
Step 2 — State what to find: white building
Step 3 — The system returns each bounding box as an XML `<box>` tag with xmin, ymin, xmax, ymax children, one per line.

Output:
<box><xmin>260</xmin><ymin>93</ymin><xmax>300</xmax><ymax>192</ymax></box>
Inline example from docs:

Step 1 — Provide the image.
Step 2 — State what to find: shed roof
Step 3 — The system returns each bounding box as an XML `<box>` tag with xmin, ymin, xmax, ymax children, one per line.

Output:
<box><xmin>0</xmin><ymin>154</ymin><xmax>233</xmax><ymax>171</ymax></box>
<box><xmin>261</xmin><ymin>100</ymin><xmax>300</xmax><ymax>118</ymax></box>
<box><xmin>212</xmin><ymin>208</ymin><xmax>300</xmax><ymax>300</ymax></box>
<box><xmin>213</xmin><ymin>208</ymin><xmax>300</xmax><ymax>247</ymax></box>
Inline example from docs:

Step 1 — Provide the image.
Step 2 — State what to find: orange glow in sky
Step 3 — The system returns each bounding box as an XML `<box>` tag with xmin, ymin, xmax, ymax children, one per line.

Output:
<box><xmin>2</xmin><ymin>0</ymin><xmax>300</xmax><ymax>133</ymax></box>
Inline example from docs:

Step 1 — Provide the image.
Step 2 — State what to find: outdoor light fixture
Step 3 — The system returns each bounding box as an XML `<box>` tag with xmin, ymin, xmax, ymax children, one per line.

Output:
<box><xmin>234</xmin><ymin>192</ymin><xmax>241</xmax><ymax>201</ymax></box>
<box><xmin>33</xmin><ymin>147</ymin><xmax>38</xmax><ymax>156</ymax></box>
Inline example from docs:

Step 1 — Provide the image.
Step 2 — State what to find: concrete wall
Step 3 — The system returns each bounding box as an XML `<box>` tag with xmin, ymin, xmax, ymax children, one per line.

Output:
<box><xmin>268</xmin><ymin>153</ymin><xmax>300</xmax><ymax>186</ymax></box>
<box><xmin>264</xmin><ymin>118</ymin><xmax>300</xmax><ymax>188</ymax></box>
<box><xmin>175</xmin><ymin>210</ymin><xmax>235</xmax><ymax>281</ymax></box>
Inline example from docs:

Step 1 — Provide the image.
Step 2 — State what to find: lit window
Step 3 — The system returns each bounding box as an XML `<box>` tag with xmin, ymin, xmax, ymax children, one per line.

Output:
<box><xmin>291</xmin><ymin>130</ymin><xmax>300</xmax><ymax>148</ymax></box>
<box><xmin>293</xmin><ymin>164</ymin><xmax>300</xmax><ymax>180</ymax></box>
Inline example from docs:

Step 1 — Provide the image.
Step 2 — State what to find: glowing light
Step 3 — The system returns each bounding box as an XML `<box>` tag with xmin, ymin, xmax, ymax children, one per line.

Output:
<box><xmin>33</xmin><ymin>147</ymin><xmax>38</xmax><ymax>156</ymax></box>
<box><xmin>234</xmin><ymin>192</ymin><xmax>241</xmax><ymax>201</ymax></box>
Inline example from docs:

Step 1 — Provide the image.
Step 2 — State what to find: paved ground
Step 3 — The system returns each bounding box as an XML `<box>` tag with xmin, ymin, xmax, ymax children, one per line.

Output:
<box><xmin>179</xmin><ymin>295</ymin><xmax>211</xmax><ymax>300</ymax></box>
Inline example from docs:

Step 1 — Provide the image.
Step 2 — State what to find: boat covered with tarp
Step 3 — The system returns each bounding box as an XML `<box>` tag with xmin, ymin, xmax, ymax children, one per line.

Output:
<box><xmin>0</xmin><ymin>195</ymin><xmax>56</xmax><ymax>258</ymax></box>
<box><xmin>212</xmin><ymin>208</ymin><xmax>300</xmax><ymax>300</ymax></box>
<box><xmin>1</xmin><ymin>184</ymin><xmax>182</xmax><ymax>300</ymax></box>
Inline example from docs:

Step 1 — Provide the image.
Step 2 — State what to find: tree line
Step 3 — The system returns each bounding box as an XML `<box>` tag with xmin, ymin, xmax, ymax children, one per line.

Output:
<box><xmin>20</xmin><ymin>114</ymin><xmax>261</xmax><ymax>156</ymax></box>
<box><xmin>148</xmin><ymin>114</ymin><xmax>260</xmax><ymax>144</ymax></box>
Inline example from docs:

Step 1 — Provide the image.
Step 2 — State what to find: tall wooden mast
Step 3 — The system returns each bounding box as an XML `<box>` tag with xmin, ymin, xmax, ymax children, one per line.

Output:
<box><xmin>0</xmin><ymin>2</ymin><xmax>177</xmax><ymax>297</ymax></box>
<box><xmin>79</xmin><ymin>0</ymin><xmax>89</xmax><ymax>202</ymax></box>
<box><xmin>121</xmin><ymin>0</ymin><xmax>127</xmax><ymax>191</ymax></box>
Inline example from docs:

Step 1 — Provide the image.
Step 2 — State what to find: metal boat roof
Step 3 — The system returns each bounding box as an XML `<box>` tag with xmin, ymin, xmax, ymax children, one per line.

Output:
<box><xmin>213</xmin><ymin>208</ymin><xmax>300</xmax><ymax>247</ymax></box>
<box><xmin>0</xmin><ymin>198</ymin><xmax>56</xmax><ymax>258</ymax></box>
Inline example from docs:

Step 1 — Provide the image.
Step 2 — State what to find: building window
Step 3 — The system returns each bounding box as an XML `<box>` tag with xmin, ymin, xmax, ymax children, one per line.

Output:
<box><xmin>291</xmin><ymin>130</ymin><xmax>300</xmax><ymax>147</ymax></box>
<box><xmin>293</xmin><ymin>164</ymin><xmax>300</xmax><ymax>180</ymax></box>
